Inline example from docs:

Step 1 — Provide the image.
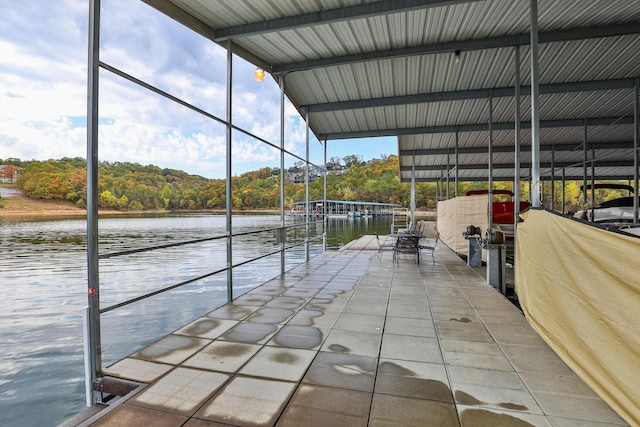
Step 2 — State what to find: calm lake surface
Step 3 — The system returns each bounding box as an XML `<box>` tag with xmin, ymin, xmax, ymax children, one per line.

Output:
<box><xmin>0</xmin><ymin>213</ymin><xmax>392</xmax><ymax>427</ymax></box>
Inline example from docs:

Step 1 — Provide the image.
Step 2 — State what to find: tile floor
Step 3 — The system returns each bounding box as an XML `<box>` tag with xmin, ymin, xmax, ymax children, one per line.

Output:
<box><xmin>79</xmin><ymin>240</ymin><xmax>628</xmax><ymax>427</ymax></box>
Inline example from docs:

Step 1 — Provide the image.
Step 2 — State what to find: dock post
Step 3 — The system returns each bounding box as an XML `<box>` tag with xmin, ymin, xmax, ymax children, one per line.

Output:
<box><xmin>86</xmin><ymin>0</ymin><xmax>102</xmax><ymax>403</ymax></box>
<box><xmin>530</xmin><ymin>0</ymin><xmax>542</xmax><ymax>207</ymax></box>
<box><xmin>634</xmin><ymin>78</ymin><xmax>639</xmax><ymax>223</ymax></box>
<box><xmin>305</xmin><ymin>110</ymin><xmax>310</xmax><ymax>261</ymax></box>
<box><xmin>279</xmin><ymin>74</ymin><xmax>286</xmax><ymax>274</ymax></box>
<box><xmin>225</xmin><ymin>39</ymin><xmax>233</xmax><ymax>302</ymax></box>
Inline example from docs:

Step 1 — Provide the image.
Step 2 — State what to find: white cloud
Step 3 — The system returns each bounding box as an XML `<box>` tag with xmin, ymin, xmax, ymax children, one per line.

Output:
<box><xmin>0</xmin><ymin>0</ymin><xmax>392</xmax><ymax>179</ymax></box>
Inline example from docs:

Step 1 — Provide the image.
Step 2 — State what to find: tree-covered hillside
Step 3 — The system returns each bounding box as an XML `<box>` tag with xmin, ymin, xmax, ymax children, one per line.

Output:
<box><xmin>2</xmin><ymin>156</ymin><xmax>623</xmax><ymax>213</ymax></box>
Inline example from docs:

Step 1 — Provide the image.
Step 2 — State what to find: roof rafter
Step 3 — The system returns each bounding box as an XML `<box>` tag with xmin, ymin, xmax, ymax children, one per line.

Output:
<box><xmin>405</xmin><ymin>174</ymin><xmax>635</xmax><ymax>182</ymax></box>
<box><xmin>273</xmin><ymin>23</ymin><xmax>640</xmax><ymax>73</ymax></box>
<box><xmin>212</xmin><ymin>0</ymin><xmax>479</xmax><ymax>42</ymax></box>
<box><xmin>400</xmin><ymin>141</ymin><xmax>635</xmax><ymax>156</ymax></box>
<box><xmin>321</xmin><ymin>116</ymin><xmax>635</xmax><ymax>140</ymax></box>
<box><xmin>400</xmin><ymin>159</ymin><xmax>635</xmax><ymax>172</ymax></box>
<box><xmin>304</xmin><ymin>79</ymin><xmax>636</xmax><ymax>113</ymax></box>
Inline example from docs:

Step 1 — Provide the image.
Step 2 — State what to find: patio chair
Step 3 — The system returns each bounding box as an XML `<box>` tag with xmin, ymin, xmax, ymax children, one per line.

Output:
<box><xmin>418</xmin><ymin>234</ymin><xmax>439</xmax><ymax>264</ymax></box>
<box><xmin>375</xmin><ymin>232</ymin><xmax>395</xmax><ymax>260</ymax></box>
<box><xmin>394</xmin><ymin>234</ymin><xmax>420</xmax><ymax>264</ymax></box>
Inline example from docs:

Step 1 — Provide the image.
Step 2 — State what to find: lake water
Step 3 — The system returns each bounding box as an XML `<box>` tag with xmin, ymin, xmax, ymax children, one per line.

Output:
<box><xmin>0</xmin><ymin>213</ymin><xmax>392</xmax><ymax>427</ymax></box>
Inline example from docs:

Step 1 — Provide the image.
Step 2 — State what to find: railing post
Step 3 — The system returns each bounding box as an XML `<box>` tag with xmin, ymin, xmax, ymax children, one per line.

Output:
<box><xmin>225</xmin><ymin>40</ymin><xmax>233</xmax><ymax>302</ymax></box>
<box><xmin>305</xmin><ymin>111</ymin><xmax>310</xmax><ymax>261</ymax></box>
<box><xmin>86</xmin><ymin>0</ymin><xmax>101</xmax><ymax>403</ymax></box>
<box><xmin>280</xmin><ymin>74</ymin><xmax>286</xmax><ymax>274</ymax></box>
<box><xmin>323</xmin><ymin>139</ymin><xmax>327</xmax><ymax>251</ymax></box>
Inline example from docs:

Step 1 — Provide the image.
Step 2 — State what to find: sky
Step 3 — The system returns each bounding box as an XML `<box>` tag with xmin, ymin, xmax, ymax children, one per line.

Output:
<box><xmin>0</xmin><ymin>0</ymin><xmax>396</xmax><ymax>179</ymax></box>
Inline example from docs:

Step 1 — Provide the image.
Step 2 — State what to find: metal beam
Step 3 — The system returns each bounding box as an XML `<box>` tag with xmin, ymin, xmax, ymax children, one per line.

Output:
<box><xmin>213</xmin><ymin>0</ymin><xmax>477</xmax><ymax>41</ymax></box>
<box><xmin>400</xmin><ymin>141</ymin><xmax>635</xmax><ymax>156</ymax></box>
<box><xmin>407</xmin><ymin>174</ymin><xmax>637</xmax><ymax>183</ymax></box>
<box><xmin>322</xmin><ymin>116</ymin><xmax>635</xmax><ymax>140</ymax></box>
<box><xmin>400</xmin><ymin>159</ymin><xmax>636</xmax><ymax>172</ymax></box>
<box><xmin>273</xmin><ymin>23</ymin><xmax>640</xmax><ymax>73</ymax></box>
<box><xmin>303</xmin><ymin>78</ymin><xmax>636</xmax><ymax>113</ymax></box>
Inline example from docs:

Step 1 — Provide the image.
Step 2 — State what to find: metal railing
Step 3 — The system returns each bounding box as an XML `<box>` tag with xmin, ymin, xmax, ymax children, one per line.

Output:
<box><xmin>83</xmin><ymin>219</ymin><xmax>325</xmax><ymax>404</ymax></box>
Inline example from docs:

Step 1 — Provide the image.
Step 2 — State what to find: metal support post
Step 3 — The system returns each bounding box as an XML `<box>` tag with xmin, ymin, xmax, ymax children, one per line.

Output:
<box><xmin>635</xmin><ymin>78</ymin><xmax>639</xmax><ymax>223</ymax></box>
<box><xmin>550</xmin><ymin>146</ymin><xmax>555</xmax><ymax>210</ymax></box>
<box><xmin>446</xmin><ymin>150</ymin><xmax>450</xmax><ymax>199</ymax></box>
<box><xmin>280</xmin><ymin>75</ymin><xmax>286</xmax><ymax>273</ymax></box>
<box><xmin>488</xmin><ymin>91</ymin><xmax>494</xmax><ymax>229</ymax></box>
<box><xmin>86</xmin><ymin>0</ymin><xmax>101</xmax><ymax>404</ymax></box>
<box><xmin>591</xmin><ymin>142</ymin><xmax>596</xmax><ymax>220</ymax></box>
<box><xmin>225</xmin><ymin>40</ymin><xmax>233</xmax><ymax>302</ymax></box>
<box><xmin>487</xmin><ymin>89</ymin><xmax>505</xmax><ymax>294</ymax></box>
<box><xmin>530</xmin><ymin>0</ymin><xmax>542</xmax><ymax>208</ymax></box>
<box><xmin>583</xmin><ymin>121</ymin><xmax>588</xmax><ymax>207</ymax></box>
<box><xmin>305</xmin><ymin>111</ymin><xmax>310</xmax><ymax>261</ymax></box>
<box><xmin>529</xmin><ymin>167</ymin><xmax>532</xmax><ymax>202</ymax></box>
<box><xmin>410</xmin><ymin>153</ymin><xmax>416</xmax><ymax>229</ymax></box>
<box><xmin>561</xmin><ymin>167</ymin><xmax>566</xmax><ymax>214</ymax></box>
<box><xmin>454</xmin><ymin>131</ymin><xmax>459</xmax><ymax>197</ymax></box>
<box><xmin>513</xmin><ymin>45</ymin><xmax>521</xmax><ymax>251</ymax></box>
<box><xmin>323</xmin><ymin>139</ymin><xmax>327</xmax><ymax>251</ymax></box>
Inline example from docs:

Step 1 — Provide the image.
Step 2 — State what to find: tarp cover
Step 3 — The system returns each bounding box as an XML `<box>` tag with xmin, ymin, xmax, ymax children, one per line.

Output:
<box><xmin>437</xmin><ymin>195</ymin><xmax>489</xmax><ymax>261</ymax></box>
<box><xmin>515</xmin><ymin>209</ymin><xmax>640</xmax><ymax>426</ymax></box>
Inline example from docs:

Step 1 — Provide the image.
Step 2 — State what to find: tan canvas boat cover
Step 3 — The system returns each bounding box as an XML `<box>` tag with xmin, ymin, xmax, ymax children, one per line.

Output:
<box><xmin>437</xmin><ymin>195</ymin><xmax>489</xmax><ymax>261</ymax></box>
<box><xmin>516</xmin><ymin>209</ymin><xmax>640</xmax><ymax>426</ymax></box>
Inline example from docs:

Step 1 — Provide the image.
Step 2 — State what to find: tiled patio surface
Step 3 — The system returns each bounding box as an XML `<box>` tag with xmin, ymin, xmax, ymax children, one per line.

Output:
<box><xmin>81</xmin><ymin>239</ymin><xmax>628</xmax><ymax>426</ymax></box>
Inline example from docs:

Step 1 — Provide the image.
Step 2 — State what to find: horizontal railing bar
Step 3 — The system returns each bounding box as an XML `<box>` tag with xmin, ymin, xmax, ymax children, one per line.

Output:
<box><xmin>99</xmin><ymin>239</ymin><xmax>325</xmax><ymax>312</ymax></box>
<box><xmin>99</xmin><ymin>60</ymin><xmax>325</xmax><ymax>171</ymax></box>
<box><xmin>100</xmin><ymin>266</ymin><xmax>228</xmax><ymax>314</ymax></box>
<box><xmin>99</xmin><ymin>221</ymin><xmax>322</xmax><ymax>259</ymax></box>
<box><xmin>99</xmin><ymin>234</ymin><xmax>227</xmax><ymax>259</ymax></box>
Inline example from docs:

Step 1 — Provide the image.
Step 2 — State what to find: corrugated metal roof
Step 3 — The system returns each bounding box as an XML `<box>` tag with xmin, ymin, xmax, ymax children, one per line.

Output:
<box><xmin>142</xmin><ymin>0</ymin><xmax>640</xmax><ymax>182</ymax></box>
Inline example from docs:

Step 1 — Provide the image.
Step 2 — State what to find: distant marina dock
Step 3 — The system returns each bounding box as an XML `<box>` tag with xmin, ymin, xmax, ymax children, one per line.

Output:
<box><xmin>290</xmin><ymin>200</ymin><xmax>402</xmax><ymax>218</ymax></box>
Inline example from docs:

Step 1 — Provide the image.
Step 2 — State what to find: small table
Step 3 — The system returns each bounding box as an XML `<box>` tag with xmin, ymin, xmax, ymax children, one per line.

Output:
<box><xmin>389</xmin><ymin>232</ymin><xmax>423</xmax><ymax>264</ymax></box>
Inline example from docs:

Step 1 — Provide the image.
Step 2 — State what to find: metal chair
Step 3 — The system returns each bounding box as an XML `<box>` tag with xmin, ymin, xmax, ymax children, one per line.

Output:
<box><xmin>375</xmin><ymin>232</ymin><xmax>395</xmax><ymax>260</ymax></box>
<box><xmin>418</xmin><ymin>234</ymin><xmax>439</xmax><ymax>264</ymax></box>
<box><xmin>394</xmin><ymin>234</ymin><xmax>420</xmax><ymax>264</ymax></box>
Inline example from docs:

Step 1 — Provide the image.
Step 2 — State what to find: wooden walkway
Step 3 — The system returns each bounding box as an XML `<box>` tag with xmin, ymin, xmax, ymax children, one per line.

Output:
<box><xmin>66</xmin><ymin>237</ymin><xmax>628</xmax><ymax>426</ymax></box>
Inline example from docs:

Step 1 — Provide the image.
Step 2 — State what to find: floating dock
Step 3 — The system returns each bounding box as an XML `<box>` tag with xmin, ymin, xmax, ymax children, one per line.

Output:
<box><xmin>64</xmin><ymin>237</ymin><xmax>627</xmax><ymax>426</ymax></box>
